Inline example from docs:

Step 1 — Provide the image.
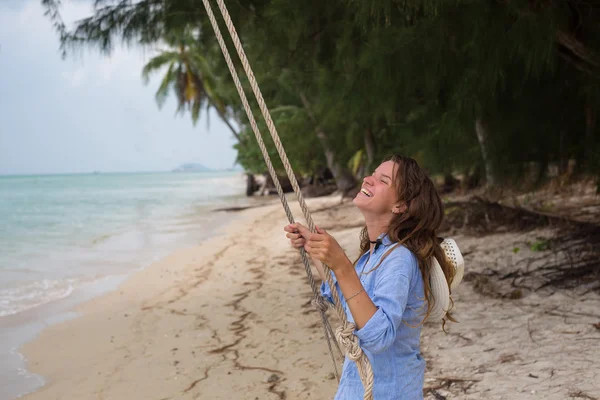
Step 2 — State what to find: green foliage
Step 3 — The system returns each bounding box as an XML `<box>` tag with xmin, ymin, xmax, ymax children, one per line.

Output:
<box><xmin>234</xmin><ymin>104</ymin><xmax>325</xmax><ymax>174</ymax></box>
<box><xmin>529</xmin><ymin>239</ymin><xmax>551</xmax><ymax>252</ymax></box>
<box><xmin>140</xmin><ymin>31</ymin><xmax>222</xmax><ymax>125</ymax></box>
<box><xmin>348</xmin><ymin>149</ymin><xmax>365</xmax><ymax>176</ymax></box>
<box><xmin>42</xmin><ymin>0</ymin><xmax>600</xmax><ymax>186</ymax></box>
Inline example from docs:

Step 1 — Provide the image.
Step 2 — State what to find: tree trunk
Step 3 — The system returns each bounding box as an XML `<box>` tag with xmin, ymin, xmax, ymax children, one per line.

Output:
<box><xmin>475</xmin><ymin>118</ymin><xmax>496</xmax><ymax>186</ymax></box>
<box><xmin>364</xmin><ymin>127</ymin><xmax>375</xmax><ymax>173</ymax></box>
<box><xmin>245</xmin><ymin>173</ymin><xmax>257</xmax><ymax>196</ymax></box>
<box><xmin>299</xmin><ymin>93</ymin><xmax>357</xmax><ymax>192</ymax></box>
<box><xmin>217</xmin><ymin>108</ymin><xmax>242</xmax><ymax>143</ymax></box>
<box><xmin>314</xmin><ymin>129</ymin><xmax>357</xmax><ymax>192</ymax></box>
<box><xmin>192</xmin><ymin>74</ymin><xmax>243</xmax><ymax>144</ymax></box>
<box><xmin>206</xmin><ymin>96</ymin><xmax>243</xmax><ymax>144</ymax></box>
<box><xmin>558</xmin><ymin>130</ymin><xmax>568</xmax><ymax>175</ymax></box>
<box><xmin>584</xmin><ymin>103</ymin><xmax>596</xmax><ymax>169</ymax></box>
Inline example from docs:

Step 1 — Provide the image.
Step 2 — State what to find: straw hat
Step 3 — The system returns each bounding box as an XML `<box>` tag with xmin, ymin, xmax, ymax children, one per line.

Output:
<box><xmin>427</xmin><ymin>238</ymin><xmax>465</xmax><ymax>322</ymax></box>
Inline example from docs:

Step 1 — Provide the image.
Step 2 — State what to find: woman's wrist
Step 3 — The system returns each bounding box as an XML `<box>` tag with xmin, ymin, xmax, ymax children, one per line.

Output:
<box><xmin>332</xmin><ymin>257</ymin><xmax>355</xmax><ymax>280</ymax></box>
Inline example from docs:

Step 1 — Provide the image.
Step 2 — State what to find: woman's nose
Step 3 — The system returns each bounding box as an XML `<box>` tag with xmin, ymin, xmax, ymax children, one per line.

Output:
<box><xmin>363</xmin><ymin>176</ymin><xmax>374</xmax><ymax>185</ymax></box>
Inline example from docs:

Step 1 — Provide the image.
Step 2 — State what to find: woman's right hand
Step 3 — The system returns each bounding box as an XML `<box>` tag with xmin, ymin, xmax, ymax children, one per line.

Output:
<box><xmin>284</xmin><ymin>223</ymin><xmax>328</xmax><ymax>282</ymax></box>
<box><xmin>284</xmin><ymin>223</ymin><xmax>307</xmax><ymax>249</ymax></box>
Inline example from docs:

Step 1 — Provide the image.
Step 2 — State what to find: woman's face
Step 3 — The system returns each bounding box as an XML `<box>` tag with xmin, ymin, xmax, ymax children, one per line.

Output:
<box><xmin>353</xmin><ymin>160</ymin><xmax>400</xmax><ymax>215</ymax></box>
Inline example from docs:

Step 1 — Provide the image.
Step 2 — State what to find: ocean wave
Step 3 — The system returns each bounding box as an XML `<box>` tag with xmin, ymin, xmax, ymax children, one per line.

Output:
<box><xmin>0</xmin><ymin>279</ymin><xmax>75</xmax><ymax>318</ymax></box>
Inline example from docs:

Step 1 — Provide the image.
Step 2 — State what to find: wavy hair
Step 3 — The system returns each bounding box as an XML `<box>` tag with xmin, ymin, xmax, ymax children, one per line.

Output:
<box><xmin>357</xmin><ymin>155</ymin><xmax>456</xmax><ymax>328</ymax></box>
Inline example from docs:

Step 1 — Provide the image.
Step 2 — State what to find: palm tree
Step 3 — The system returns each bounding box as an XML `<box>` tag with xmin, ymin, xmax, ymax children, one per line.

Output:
<box><xmin>141</xmin><ymin>31</ymin><xmax>242</xmax><ymax>143</ymax></box>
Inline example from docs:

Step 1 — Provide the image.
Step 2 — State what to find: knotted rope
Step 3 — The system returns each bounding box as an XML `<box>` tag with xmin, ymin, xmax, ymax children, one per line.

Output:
<box><xmin>200</xmin><ymin>0</ymin><xmax>374</xmax><ymax>398</ymax></box>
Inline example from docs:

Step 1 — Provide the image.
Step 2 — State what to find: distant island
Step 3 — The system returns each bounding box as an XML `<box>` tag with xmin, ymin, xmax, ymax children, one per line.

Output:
<box><xmin>171</xmin><ymin>163</ymin><xmax>213</xmax><ymax>173</ymax></box>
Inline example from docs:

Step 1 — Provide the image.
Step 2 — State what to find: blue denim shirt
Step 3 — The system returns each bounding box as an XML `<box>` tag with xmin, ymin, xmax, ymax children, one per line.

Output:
<box><xmin>320</xmin><ymin>234</ymin><xmax>425</xmax><ymax>399</ymax></box>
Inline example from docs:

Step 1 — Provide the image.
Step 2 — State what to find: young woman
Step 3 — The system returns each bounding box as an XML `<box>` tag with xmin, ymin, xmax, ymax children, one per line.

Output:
<box><xmin>284</xmin><ymin>155</ymin><xmax>456</xmax><ymax>399</ymax></box>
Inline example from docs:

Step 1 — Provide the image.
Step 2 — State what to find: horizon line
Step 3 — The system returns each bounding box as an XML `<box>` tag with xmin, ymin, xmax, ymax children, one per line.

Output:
<box><xmin>0</xmin><ymin>167</ymin><xmax>243</xmax><ymax>178</ymax></box>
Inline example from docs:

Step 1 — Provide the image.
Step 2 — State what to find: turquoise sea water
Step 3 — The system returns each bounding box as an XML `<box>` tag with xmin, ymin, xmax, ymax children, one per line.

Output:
<box><xmin>0</xmin><ymin>171</ymin><xmax>248</xmax><ymax>318</ymax></box>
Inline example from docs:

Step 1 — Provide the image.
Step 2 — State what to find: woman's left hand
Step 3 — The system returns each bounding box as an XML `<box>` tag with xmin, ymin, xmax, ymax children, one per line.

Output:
<box><xmin>302</xmin><ymin>225</ymin><xmax>351</xmax><ymax>272</ymax></box>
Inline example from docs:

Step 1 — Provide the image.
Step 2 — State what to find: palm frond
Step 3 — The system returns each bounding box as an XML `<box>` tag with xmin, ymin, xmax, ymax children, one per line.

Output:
<box><xmin>191</xmin><ymin>99</ymin><xmax>201</xmax><ymax>125</ymax></box>
<box><xmin>184</xmin><ymin>69</ymin><xmax>197</xmax><ymax>102</ymax></box>
<box><xmin>155</xmin><ymin>62</ymin><xmax>176</xmax><ymax>109</ymax></box>
<box><xmin>141</xmin><ymin>51</ymin><xmax>181</xmax><ymax>84</ymax></box>
<box><xmin>174</xmin><ymin>66</ymin><xmax>186</xmax><ymax>114</ymax></box>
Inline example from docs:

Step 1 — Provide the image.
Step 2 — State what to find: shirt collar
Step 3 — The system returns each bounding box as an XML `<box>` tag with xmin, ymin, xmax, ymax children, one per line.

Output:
<box><xmin>374</xmin><ymin>232</ymin><xmax>395</xmax><ymax>250</ymax></box>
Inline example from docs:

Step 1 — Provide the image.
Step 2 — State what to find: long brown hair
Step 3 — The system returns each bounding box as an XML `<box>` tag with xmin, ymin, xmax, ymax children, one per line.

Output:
<box><xmin>357</xmin><ymin>155</ymin><xmax>456</xmax><ymax>327</ymax></box>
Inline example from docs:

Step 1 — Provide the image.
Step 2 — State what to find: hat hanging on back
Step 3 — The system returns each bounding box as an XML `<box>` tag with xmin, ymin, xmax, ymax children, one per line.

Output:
<box><xmin>427</xmin><ymin>238</ymin><xmax>465</xmax><ymax>322</ymax></box>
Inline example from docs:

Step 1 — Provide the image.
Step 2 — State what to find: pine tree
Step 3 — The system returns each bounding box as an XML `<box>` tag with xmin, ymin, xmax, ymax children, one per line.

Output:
<box><xmin>42</xmin><ymin>0</ymin><xmax>600</xmax><ymax>187</ymax></box>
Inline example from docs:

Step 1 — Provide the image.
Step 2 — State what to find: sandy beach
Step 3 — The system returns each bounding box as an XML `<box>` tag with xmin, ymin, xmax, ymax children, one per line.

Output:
<box><xmin>19</xmin><ymin>194</ymin><xmax>600</xmax><ymax>400</ymax></box>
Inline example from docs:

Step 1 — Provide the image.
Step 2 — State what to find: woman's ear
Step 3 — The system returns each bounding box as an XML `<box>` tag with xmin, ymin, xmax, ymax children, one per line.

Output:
<box><xmin>392</xmin><ymin>202</ymin><xmax>407</xmax><ymax>214</ymax></box>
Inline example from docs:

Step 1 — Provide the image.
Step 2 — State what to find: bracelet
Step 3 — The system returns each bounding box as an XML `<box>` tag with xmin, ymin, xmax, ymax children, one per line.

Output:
<box><xmin>345</xmin><ymin>288</ymin><xmax>364</xmax><ymax>302</ymax></box>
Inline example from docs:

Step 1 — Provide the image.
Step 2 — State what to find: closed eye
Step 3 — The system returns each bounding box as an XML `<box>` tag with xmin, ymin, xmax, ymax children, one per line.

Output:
<box><xmin>381</xmin><ymin>173</ymin><xmax>392</xmax><ymax>185</ymax></box>
<box><xmin>372</xmin><ymin>170</ymin><xmax>390</xmax><ymax>185</ymax></box>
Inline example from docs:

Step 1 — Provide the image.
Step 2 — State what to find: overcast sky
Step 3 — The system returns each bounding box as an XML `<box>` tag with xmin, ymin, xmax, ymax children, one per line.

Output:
<box><xmin>0</xmin><ymin>0</ymin><xmax>238</xmax><ymax>175</ymax></box>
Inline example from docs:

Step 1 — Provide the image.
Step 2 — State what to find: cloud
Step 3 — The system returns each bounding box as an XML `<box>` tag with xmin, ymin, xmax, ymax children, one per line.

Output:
<box><xmin>100</xmin><ymin>58</ymin><xmax>118</xmax><ymax>82</ymax></box>
<box><xmin>0</xmin><ymin>0</ymin><xmax>238</xmax><ymax>175</ymax></box>
<box><xmin>97</xmin><ymin>47</ymin><xmax>150</xmax><ymax>84</ymax></box>
<box><xmin>61</xmin><ymin>67</ymin><xmax>86</xmax><ymax>87</ymax></box>
<box><xmin>0</xmin><ymin>0</ymin><xmax>91</xmax><ymax>41</ymax></box>
<box><xmin>0</xmin><ymin>0</ymin><xmax>150</xmax><ymax>87</ymax></box>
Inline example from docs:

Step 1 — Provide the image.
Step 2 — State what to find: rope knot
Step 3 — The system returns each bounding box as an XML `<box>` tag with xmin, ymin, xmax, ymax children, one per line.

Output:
<box><xmin>311</xmin><ymin>296</ymin><xmax>330</xmax><ymax>313</ymax></box>
<box><xmin>335</xmin><ymin>322</ymin><xmax>363</xmax><ymax>361</ymax></box>
<box><xmin>200</xmin><ymin>0</ymin><xmax>374</xmax><ymax>396</ymax></box>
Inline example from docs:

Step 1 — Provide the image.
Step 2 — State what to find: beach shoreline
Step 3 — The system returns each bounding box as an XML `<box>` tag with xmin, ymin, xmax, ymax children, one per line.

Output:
<box><xmin>0</xmin><ymin>196</ymin><xmax>263</xmax><ymax>400</ymax></box>
<box><xmin>15</xmin><ymin>195</ymin><xmax>346</xmax><ymax>400</ymax></box>
<box><xmin>15</xmin><ymin>193</ymin><xmax>600</xmax><ymax>400</ymax></box>
<box><xmin>0</xmin><ymin>170</ymin><xmax>265</xmax><ymax>399</ymax></box>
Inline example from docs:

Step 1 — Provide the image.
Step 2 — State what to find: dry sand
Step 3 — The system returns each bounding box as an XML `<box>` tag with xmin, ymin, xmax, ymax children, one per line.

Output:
<box><xmin>20</xmin><ymin>194</ymin><xmax>600</xmax><ymax>400</ymax></box>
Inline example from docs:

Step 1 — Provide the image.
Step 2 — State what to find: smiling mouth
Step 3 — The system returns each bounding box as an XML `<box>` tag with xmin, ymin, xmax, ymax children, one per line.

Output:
<box><xmin>360</xmin><ymin>188</ymin><xmax>373</xmax><ymax>197</ymax></box>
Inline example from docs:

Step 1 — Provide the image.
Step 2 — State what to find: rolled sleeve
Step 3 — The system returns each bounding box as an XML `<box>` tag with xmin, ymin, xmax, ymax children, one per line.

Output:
<box><xmin>354</xmin><ymin>247</ymin><xmax>416</xmax><ymax>354</ymax></box>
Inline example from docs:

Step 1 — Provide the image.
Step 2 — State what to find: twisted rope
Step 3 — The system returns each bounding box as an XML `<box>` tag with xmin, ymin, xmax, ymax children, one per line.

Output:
<box><xmin>200</xmin><ymin>1</ymin><xmax>374</xmax><ymax>397</ymax></box>
<box><xmin>199</xmin><ymin>0</ymin><xmax>342</xmax><ymax>382</ymax></box>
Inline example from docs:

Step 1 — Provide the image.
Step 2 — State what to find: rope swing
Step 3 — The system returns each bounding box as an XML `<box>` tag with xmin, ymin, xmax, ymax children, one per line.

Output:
<box><xmin>200</xmin><ymin>1</ymin><xmax>466</xmax><ymax>398</ymax></box>
<box><xmin>200</xmin><ymin>0</ymin><xmax>374</xmax><ymax>397</ymax></box>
